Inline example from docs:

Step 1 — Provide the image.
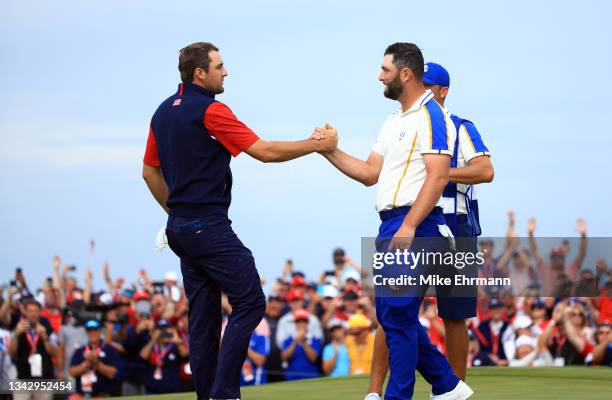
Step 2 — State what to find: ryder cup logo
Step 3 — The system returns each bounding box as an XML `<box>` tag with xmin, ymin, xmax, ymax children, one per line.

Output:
<box><xmin>424</xmin><ymin>64</ymin><xmax>429</xmax><ymax>72</ymax></box>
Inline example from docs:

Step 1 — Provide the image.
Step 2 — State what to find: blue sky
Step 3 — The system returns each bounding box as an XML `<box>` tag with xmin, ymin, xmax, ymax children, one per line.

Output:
<box><xmin>1</xmin><ymin>0</ymin><xmax>611</xmax><ymax>291</ymax></box>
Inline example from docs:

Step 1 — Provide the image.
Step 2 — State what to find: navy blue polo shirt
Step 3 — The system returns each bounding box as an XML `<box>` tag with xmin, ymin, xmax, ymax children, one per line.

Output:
<box><xmin>70</xmin><ymin>343</ymin><xmax>123</xmax><ymax>396</ymax></box>
<box><xmin>143</xmin><ymin>83</ymin><xmax>260</xmax><ymax>217</ymax></box>
<box><xmin>141</xmin><ymin>343</ymin><xmax>185</xmax><ymax>394</ymax></box>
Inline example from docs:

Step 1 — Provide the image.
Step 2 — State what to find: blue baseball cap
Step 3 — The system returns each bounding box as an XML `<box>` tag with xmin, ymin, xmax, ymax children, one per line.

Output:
<box><xmin>423</xmin><ymin>62</ymin><xmax>450</xmax><ymax>87</ymax></box>
<box><xmin>489</xmin><ymin>298</ymin><xmax>503</xmax><ymax>309</ymax></box>
<box><xmin>84</xmin><ymin>320</ymin><xmax>101</xmax><ymax>331</ymax></box>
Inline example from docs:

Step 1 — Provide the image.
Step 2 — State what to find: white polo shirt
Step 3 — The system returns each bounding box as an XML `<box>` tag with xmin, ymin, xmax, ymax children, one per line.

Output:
<box><xmin>373</xmin><ymin>90</ymin><xmax>456</xmax><ymax>213</ymax></box>
<box><xmin>441</xmin><ymin>113</ymin><xmax>491</xmax><ymax>215</ymax></box>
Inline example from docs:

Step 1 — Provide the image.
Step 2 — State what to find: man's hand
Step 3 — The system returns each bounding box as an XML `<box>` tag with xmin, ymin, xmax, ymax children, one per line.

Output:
<box><xmin>85</xmin><ymin>349</ymin><xmax>97</xmax><ymax>364</ymax></box>
<box><xmin>53</xmin><ymin>256</ymin><xmax>61</xmax><ymax>272</ymax></box>
<box><xmin>295</xmin><ymin>327</ymin><xmax>307</xmax><ymax>344</ymax></box>
<box><xmin>552</xmin><ymin>302</ymin><xmax>566</xmax><ymax>323</ymax></box>
<box><xmin>15</xmin><ymin>319</ymin><xmax>28</xmax><ymax>335</ymax></box>
<box><xmin>388</xmin><ymin>225</ymin><xmax>416</xmax><ymax>251</ymax></box>
<box><xmin>35</xmin><ymin>323</ymin><xmax>47</xmax><ymax>337</ymax></box>
<box><xmin>576</xmin><ymin>218</ymin><xmax>587</xmax><ymax>235</ymax></box>
<box><xmin>316</xmin><ymin>124</ymin><xmax>338</xmax><ymax>153</ymax></box>
<box><xmin>527</xmin><ymin>217</ymin><xmax>537</xmax><ymax>235</ymax></box>
<box><xmin>508</xmin><ymin>210</ymin><xmax>515</xmax><ymax>227</ymax></box>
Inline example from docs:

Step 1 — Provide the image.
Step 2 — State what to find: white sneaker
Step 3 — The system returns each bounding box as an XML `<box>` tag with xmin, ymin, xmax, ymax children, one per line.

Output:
<box><xmin>430</xmin><ymin>380</ymin><xmax>474</xmax><ymax>400</ymax></box>
<box><xmin>364</xmin><ymin>393</ymin><xmax>382</xmax><ymax>400</ymax></box>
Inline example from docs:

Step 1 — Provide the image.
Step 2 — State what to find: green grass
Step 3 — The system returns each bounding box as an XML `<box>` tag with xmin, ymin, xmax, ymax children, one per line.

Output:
<box><xmin>121</xmin><ymin>367</ymin><xmax>612</xmax><ymax>399</ymax></box>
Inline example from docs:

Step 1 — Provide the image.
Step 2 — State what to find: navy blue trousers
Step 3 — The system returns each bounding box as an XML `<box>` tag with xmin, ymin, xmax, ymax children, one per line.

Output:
<box><xmin>166</xmin><ymin>215</ymin><xmax>266</xmax><ymax>400</ymax></box>
<box><xmin>375</xmin><ymin>207</ymin><xmax>459</xmax><ymax>400</ymax></box>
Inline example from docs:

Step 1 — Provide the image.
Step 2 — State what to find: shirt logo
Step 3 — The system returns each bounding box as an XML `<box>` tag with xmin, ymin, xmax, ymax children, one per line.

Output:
<box><xmin>399</xmin><ymin>131</ymin><xmax>406</xmax><ymax>141</ymax></box>
<box><xmin>424</xmin><ymin>64</ymin><xmax>429</xmax><ymax>72</ymax></box>
<box><xmin>173</xmin><ymin>99</ymin><xmax>182</xmax><ymax>106</ymax></box>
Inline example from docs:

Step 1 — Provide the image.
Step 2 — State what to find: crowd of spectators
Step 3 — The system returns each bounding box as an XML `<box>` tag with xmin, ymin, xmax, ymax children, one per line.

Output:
<box><xmin>0</xmin><ymin>213</ymin><xmax>610</xmax><ymax>397</ymax></box>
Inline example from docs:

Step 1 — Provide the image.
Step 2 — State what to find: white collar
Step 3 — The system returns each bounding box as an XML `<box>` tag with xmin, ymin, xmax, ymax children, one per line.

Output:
<box><xmin>396</xmin><ymin>89</ymin><xmax>433</xmax><ymax>115</ymax></box>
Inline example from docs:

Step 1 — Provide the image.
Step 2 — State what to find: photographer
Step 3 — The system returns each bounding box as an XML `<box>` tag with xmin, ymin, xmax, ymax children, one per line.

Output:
<box><xmin>69</xmin><ymin>320</ymin><xmax>123</xmax><ymax>397</ymax></box>
<box><xmin>139</xmin><ymin>319</ymin><xmax>188</xmax><ymax>394</ymax></box>
<box><xmin>120</xmin><ymin>292</ymin><xmax>154</xmax><ymax>395</ymax></box>
<box><xmin>9</xmin><ymin>298</ymin><xmax>56</xmax><ymax>385</ymax></box>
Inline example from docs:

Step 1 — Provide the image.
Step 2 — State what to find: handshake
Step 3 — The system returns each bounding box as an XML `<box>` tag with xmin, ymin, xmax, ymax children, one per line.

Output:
<box><xmin>310</xmin><ymin>123</ymin><xmax>339</xmax><ymax>153</ymax></box>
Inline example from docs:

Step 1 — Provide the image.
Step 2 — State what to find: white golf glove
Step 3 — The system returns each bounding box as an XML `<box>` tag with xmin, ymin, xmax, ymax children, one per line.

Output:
<box><xmin>154</xmin><ymin>225</ymin><xmax>168</xmax><ymax>252</ymax></box>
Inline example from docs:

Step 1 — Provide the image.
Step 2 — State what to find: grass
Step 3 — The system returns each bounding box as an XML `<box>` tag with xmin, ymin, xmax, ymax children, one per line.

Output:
<box><xmin>120</xmin><ymin>367</ymin><xmax>612</xmax><ymax>399</ymax></box>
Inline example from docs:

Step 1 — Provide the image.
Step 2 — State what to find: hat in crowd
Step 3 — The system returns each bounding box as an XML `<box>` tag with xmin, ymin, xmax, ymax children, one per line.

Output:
<box><xmin>515</xmin><ymin>335</ymin><xmax>536</xmax><ymax>349</ymax></box>
<box><xmin>342</xmin><ymin>269</ymin><xmax>361</xmax><ymax>284</ymax></box>
<box><xmin>156</xmin><ymin>319</ymin><xmax>172</xmax><ymax>329</ymax></box>
<box><xmin>513</xmin><ymin>315</ymin><xmax>533</xmax><ymax>330</ymax></box>
<box><xmin>287</xmin><ymin>288</ymin><xmax>304</xmax><ymax>302</ymax></box>
<box><xmin>268</xmin><ymin>292</ymin><xmax>284</xmax><ymax>302</ymax></box>
<box><xmin>333</xmin><ymin>248</ymin><xmax>346</xmax><ymax>257</ymax></box>
<box><xmin>133</xmin><ymin>290</ymin><xmax>150</xmax><ymax>302</ymax></box>
<box><xmin>165</xmin><ymin>270</ymin><xmax>178</xmax><ymax>282</ymax></box>
<box><xmin>531</xmin><ymin>299</ymin><xmax>546</xmax><ymax>309</ymax></box>
<box><xmin>291</xmin><ymin>275</ymin><xmax>307</xmax><ymax>287</ymax></box>
<box><xmin>322</xmin><ymin>285</ymin><xmax>339</xmax><ymax>299</ymax></box>
<box><xmin>598</xmin><ymin>320</ymin><xmax>611</xmax><ymax>329</ymax></box>
<box><xmin>99</xmin><ymin>292</ymin><xmax>114</xmax><ymax>305</ymax></box>
<box><xmin>293</xmin><ymin>308</ymin><xmax>309</xmax><ymax>322</ymax></box>
<box><xmin>327</xmin><ymin>317</ymin><xmax>347</xmax><ymax>330</ymax></box>
<box><xmin>291</xmin><ymin>271</ymin><xmax>305</xmax><ymax>279</ymax></box>
<box><xmin>343</xmin><ymin>289</ymin><xmax>359</xmax><ymax>301</ymax></box>
<box><xmin>122</xmin><ymin>288</ymin><xmax>134</xmax><ymax>298</ymax></box>
<box><xmin>347</xmin><ymin>314</ymin><xmax>371</xmax><ymax>330</ymax></box>
<box><xmin>324</xmin><ymin>275</ymin><xmax>337</xmax><ymax>286</ymax></box>
<box><xmin>423</xmin><ymin>62</ymin><xmax>450</xmax><ymax>87</ymax></box>
<box><xmin>489</xmin><ymin>298</ymin><xmax>503</xmax><ymax>309</ymax></box>
<box><xmin>84</xmin><ymin>320</ymin><xmax>101</xmax><ymax>331</ymax></box>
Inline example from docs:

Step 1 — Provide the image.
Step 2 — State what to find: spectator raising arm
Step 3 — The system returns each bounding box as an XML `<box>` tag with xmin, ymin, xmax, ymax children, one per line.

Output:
<box><xmin>566</xmin><ymin>219</ymin><xmax>588</xmax><ymax>282</ymax></box>
<box><xmin>83</xmin><ymin>268</ymin><xmax>93</xmax><ymax>304</ymax></box>
<box><xmin>527</xmin><ymin>217</ymin><xmax>544</xmax><ymax>267</ymax></box>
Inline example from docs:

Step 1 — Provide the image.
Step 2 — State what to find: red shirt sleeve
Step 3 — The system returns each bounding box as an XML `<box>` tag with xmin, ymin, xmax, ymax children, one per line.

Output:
<box><xmin>143</xmin><ymin>126</ymin><xmax>161</xmax><ymax>167</ymax></box>
<box><xmin>204</xmin><ymin>102</ymin><xmax>260</xmax><ymax>157</ymax></box>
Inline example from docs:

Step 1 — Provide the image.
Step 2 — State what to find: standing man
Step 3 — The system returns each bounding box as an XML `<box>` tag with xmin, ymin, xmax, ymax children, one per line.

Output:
<box><xmin>316</xmin><ymin>43</ymin><xmax>472</xmax><ymax>400</ymax></box>
<box><xmin>365</xmin><ymin>62</ymin><xmax>494</xmax><ymax>398</ymax></box>
<box><xmin>142</xmin><ymin>42</ymin><xmax>336</xmax><ymax>400</ymax></box>
<box><xmin>9</xmin><ymin>298</ymin><xmax>57</xmax><ymax>400</ymax></box>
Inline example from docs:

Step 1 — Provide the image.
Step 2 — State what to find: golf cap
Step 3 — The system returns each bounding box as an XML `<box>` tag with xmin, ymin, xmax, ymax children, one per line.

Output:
<box><xmin>165</xmin><ymin>270</ymin><xmax>178</xmax><ymax>281</ymax></box>
<box><xmin>348</xmin><ymin>314</ymin><xmax>371</xmax><ymax>329</ymax></box>
<box><xmin>291</xmin><ymin>275</ymin><xmax>307</xmax><ymax>287</ymax></box>
<box><xmin>322</xmin><ymin>285</ymin><xmax>339</xmax><ymax>299</ymax></box>
<box><xmin>489</xmin><ymin>298</ymin><xmax>503</xmax><ymax>309</ymax></box>
<box><xmin>423</xmin><ymin>62</ymin><xmax>450</xmax><ymax>87</ymax></box>
<box><xmin>513</xmin><ymin>315</ymin><xmax>533</xmax><ymax>330</ymax></box>
<box><xmin>85</xmin><ymin>320</ymin><xmax>101</xmax><ymax>331</ymax></box>
<box><xmin>342</xmin><ymin>269</ymin><xmax>361</xmax><ymax>284</ymax></box>
<box><xmin>287</xmin><ymin>288</ymin><xmax>304</xmax><ymax>302</ymax></box>
<box><xmin>293</xmin><ymin>308</ymin><xmax>309</xmax><ymax>321</ymax></box>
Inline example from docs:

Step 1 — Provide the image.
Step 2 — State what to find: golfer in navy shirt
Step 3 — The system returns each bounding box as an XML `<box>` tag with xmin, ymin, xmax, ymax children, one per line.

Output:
<box><xmin>142</xmin><ymin>42</ymin><xmax>337</xmax><ymax>400</ymax></box>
